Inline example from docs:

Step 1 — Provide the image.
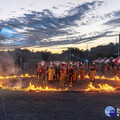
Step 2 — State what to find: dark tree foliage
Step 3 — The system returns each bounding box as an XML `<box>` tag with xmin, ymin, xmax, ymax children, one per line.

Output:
<box><xmin>0</xmin><ymin>42</ymin><xmax>118</xmax><ymax>63</ymax></box>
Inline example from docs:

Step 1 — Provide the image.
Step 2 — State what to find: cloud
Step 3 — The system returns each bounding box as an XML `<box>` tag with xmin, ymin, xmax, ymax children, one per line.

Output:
<box><xmin>29</xmin><ymin>3</ymin><xmax>34</xmax><ymax>6</ymax></box>
<box><xmin>20</xmin><ymin>8</ymin><xmax>25</xmax><ymax>10</ymax></box>
<box><xmin>106</xmin><ymin>18</ymin><xmax>120</xmax><ymax>26</ymax></box>
<box><xmin>0</xmin><ymin>35</ymin><xmax>6</xmax><ymax>40</ymax></box>
<box><xmin>11</xmin><ymin>11</ymin><xmax>16</xmax><ymax>13</ymax></box>
<box><xmin>104</xmin><ymin>10</ymin><xmax>120</xmax><ymax>27</ymax></box>
<box><xmin>1</xmin><ymin>0</ymin><xmax>117</xmax><ymax>49</ymax></box>
<box><xmin>39</xmin><ymin>31</ymin><xmax>116</xmax><ymax>47</ymax></box>
<box><xmin>52</xmin><ymin>6</ymin><xmax>58</xmax><ymax>9</ymax></box>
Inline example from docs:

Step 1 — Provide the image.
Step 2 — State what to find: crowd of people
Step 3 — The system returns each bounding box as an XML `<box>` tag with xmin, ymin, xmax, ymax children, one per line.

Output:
<box><xmin>36</xmin><ymin>61</ymin><xmax>96</xmax><ymax>87</ymax></box>
<box><xmin>95</xmin><ymin>62</ymin><xmax>120</xmax><ymax>77</ymax></box>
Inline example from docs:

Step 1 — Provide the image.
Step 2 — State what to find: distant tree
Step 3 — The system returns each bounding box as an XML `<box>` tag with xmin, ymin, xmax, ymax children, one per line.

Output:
<box><xmin>41</xmin><ymin>50</ymin><xmax>51</xmax><ymax>61</ymax></box>
<box><xmin>0</xmin><ymin>42</ymin><xmax>118</xmax><ymax>63</ymax></box>
<box><xmin>62</xmin><ymin>47</ymin><xmax>85</xmax><ymax>61</ymax></box>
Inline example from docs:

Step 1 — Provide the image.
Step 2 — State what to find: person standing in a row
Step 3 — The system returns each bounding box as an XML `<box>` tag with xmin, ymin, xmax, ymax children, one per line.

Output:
<box><xmin>69</xmin><ymin>65</ymin><xmax>73</xmax><ymax>87</ymax></box>
<box><xmin>89</xmin><ymin>65</ymin><xmax>96</xmax><ymax>83</ymax></box>
<box><xmin>47</xmin><ymin>66</ymin><xmax>54</xmax><ymax>84</ymax></box>
<box><xmin>37</xmin><ymin>61</ymin><xmax>42</xmax><ymax>82</ymax></box>
<box><xmin>79</xmin><ymin>66</ymin><xmax>86</xmax><ymax>81</ymax></box>
<box><xmin>73</xmin><ymin>65</ymin><xmax>79</xmax><ymax>82</ymax></box>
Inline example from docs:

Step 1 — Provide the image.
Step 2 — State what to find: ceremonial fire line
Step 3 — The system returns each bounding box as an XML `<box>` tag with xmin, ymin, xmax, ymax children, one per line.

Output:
<box><xmin>85</xmin><ymin>75</ymin><xmax>120</xmax><ymax>81</ymax></box>
<box><xmin>86</xmin><ymin>82</ymin><xmax>116</xmax><ymax>92</ymax></box>
<box><xmin>0</xmin><ymin>74</ymin><xmax>37</xmax><ymax>80</ymax></box>
<box><xmin>0</xmin><ymin>74</ymin><xmax>119</xmax><ymax>81</ymax></box>
<box><xmin>0</xmin><ymin>74</ymin><xmax>119</xmax><ymax>92</ymax></box>
<box><xmin>0</xmin><ymin>82</ymin><xmax>68</xmax><ymax>92</ymax></box>
<box><xmin>0</xmin><ymin>74</ymin><xmax>68</xmax><ymax>92</ymax></box>
<box><xmin>85</xmin><ymin>75</ymin><xmax>119</xmax><ymax>92</ymax></box>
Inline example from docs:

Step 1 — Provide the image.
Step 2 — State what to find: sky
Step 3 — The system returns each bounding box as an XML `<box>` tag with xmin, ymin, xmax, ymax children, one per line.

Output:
<box><xmin>0</xmin><ymin>0</ymin><xmax>120</xmax><ymax>53</ymax></box>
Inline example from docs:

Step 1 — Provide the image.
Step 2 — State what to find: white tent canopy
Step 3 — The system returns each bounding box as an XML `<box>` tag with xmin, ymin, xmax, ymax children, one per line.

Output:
<box><xmin>105</xmin><ymin>57</ymin><xmax>115</xmax><ymax>64</ymax></box>
<box><xmin>92</xmin><ymin>58</ymin><xmax>102</xmax><ymax>63</ymax></box>
<box><xmin>93</xmin><ymin>57</ymin><xmax>115</xmax><ymax>64</ymax></box>
<box><xmin>100</xmin><ymin>57</ymin><xmax>108</xmax><ymax>63</ymax></box>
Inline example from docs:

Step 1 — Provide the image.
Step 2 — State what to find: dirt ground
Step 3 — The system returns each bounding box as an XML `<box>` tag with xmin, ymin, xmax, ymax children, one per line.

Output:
<box><xmin>0</xmin><ymin>78</ymin><xmax>120</xmax><ymax>120</ymax></box>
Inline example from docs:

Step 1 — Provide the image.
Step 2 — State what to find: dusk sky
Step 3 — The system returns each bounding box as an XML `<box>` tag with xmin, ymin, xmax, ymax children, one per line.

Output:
<box><xmin>0</xmin><ymin>0</ymin><xmax>120</xmax><ymax>53</ymax></box>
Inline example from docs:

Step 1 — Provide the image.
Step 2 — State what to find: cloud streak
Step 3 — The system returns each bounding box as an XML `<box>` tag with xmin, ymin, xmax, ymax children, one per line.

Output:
<box><xmin>0</xmin><ymin>0</ymin><xmax>119</xmax><ymax>50</ymax></box>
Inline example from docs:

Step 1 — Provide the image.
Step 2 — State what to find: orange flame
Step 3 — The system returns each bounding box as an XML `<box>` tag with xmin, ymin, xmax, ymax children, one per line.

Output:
<box><xmin>85</xmin><ymin>75</ymin><xmax>120</xmax><ymax>81</ymax></box>
<box><xmin>86</xmin><ymin>82</ymin><xmax>116</xmax><ymax>92</ymax></box>
<box><xmin>0</xmin><ymin>82</ymin><xmax>23</xmax><ymax>91</ymax></box>
<box><xmin>25</xmin><ymin>82</ymin><xmax>68</xmax><ymax>92</ymax></box>
<box><xmin>0</xmin><ymin>74</ymin><xmax>37</xmax><ymax>80</ymax></box>
<box><xmin>0</xmin><ymin>82</ymin><xmax>68</xmax><ymax>92</ymax></box>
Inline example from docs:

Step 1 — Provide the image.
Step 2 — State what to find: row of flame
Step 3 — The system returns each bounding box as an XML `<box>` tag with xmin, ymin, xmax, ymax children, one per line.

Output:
<box><xmin>0</xmin><ymin>74</ymin><xmax>119</xmax><ymax>81</ymax></box>
<box><xmin>0</xmin><ymin>82</ymin><xmax>69</xmax><ymax>92</ymax></box>
<box><xmin>85</xmin><ymin>75</ymin><xmax>118</xmax><ymax>92</ymax></box>
<box><xmin>0</xmin><ymin>74</ymin><xmax>119</xmax><ymax>92</ymax></box>
<box><xmin>0</xmin><ymin>74</ymin><xmax>36</xmax><ymax>80</ymax></box>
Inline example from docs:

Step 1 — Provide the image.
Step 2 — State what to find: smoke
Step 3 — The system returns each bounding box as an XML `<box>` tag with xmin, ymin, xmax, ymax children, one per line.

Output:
<box><xmin>0</xmin><ymin>52</ymin><xmax>20</xmax><ymax>76</ymax></box>
<box><xmin>0</xmin><ymin>52</ymin><xmax>26</xmax><ymax>88</ymax></box>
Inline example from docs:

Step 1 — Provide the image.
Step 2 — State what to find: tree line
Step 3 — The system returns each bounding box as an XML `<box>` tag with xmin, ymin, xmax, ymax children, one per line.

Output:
<box><xmin>0</xmin><ymin>42</ymin><xmax>119</xmax><ymax>63</ymax></box>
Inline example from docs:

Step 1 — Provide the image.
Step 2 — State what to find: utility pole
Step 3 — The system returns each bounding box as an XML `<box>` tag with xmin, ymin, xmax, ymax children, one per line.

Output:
<box><xmin>116</xmin><ymin>38</ymin><xmax>119</xmax><ymax>57</ymax></box>
<box><xmin>118</xmin><ymin>34</ymin><xmax>120</xmax><ymax>57</ymax></box>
